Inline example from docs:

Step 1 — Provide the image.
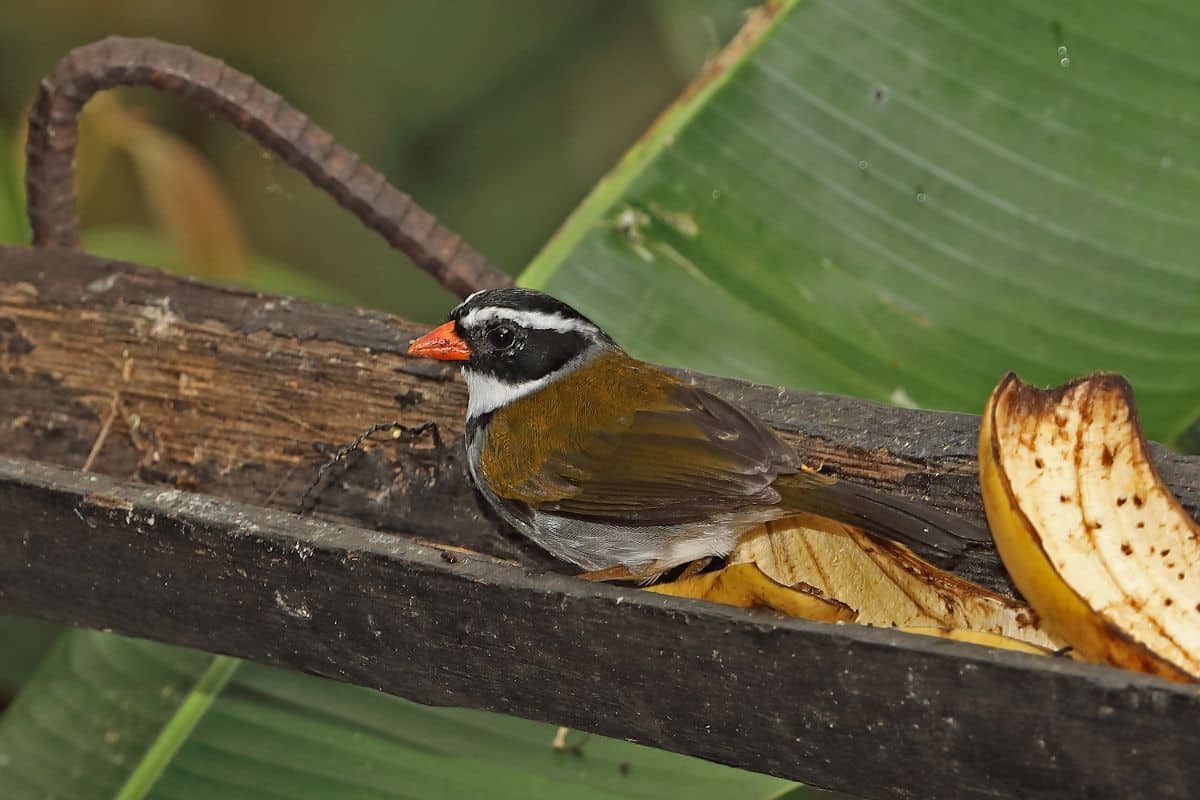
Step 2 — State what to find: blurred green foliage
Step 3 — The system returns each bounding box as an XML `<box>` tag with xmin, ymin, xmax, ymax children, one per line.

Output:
<box><xmin>0</xmin><ymin>0</ymin><xmax>753</xmax><ymax>320</ymax></box>
<box><xmin>0</xmin><ymin>126</ymin><xmax>28</xmax><ymax>243</ymax></box>
<box><xmin>0</xmin><ymin>631</ymin><xmax>817</xmax><ymax>800</ymax></box>
<box><xmin>527</xmin><ymin>0</ymin><xmax>1200</xmax><ymax>447</ymax></box>
<box><xmin>0</xmin><ymin>616</ymin><xmax>59</xmax><ymax>701</ymax></box>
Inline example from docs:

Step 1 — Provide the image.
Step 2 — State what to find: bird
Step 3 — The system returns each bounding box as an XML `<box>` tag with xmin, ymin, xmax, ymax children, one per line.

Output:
<box><xmin>407</xmin><ymin>287</ymin><xmax>988</xmax><ymax>582</ymax></box>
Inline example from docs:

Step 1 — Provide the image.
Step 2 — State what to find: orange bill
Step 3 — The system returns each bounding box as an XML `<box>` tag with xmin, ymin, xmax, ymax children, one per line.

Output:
<box><xmin>408</xmin><ymin>320</ymin><xmax>471</xmax><ymax>361</ymax></box>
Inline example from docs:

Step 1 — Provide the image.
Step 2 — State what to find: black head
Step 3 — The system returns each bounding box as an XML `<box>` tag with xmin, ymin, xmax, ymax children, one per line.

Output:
<box><xmin>410</xmin><ymin>288</ymin><xmax>616</xmax><ymax>417</ymax></box>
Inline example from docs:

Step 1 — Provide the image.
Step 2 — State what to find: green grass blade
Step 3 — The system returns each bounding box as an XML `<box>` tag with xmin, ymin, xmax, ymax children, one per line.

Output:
<box><xmin>0</xmin><ymin>631</ymin><xmax>218</xmax><ymax>799</ymax></box>
<box><xmin>114</xmin><ymin>656</ymin><xmax>240</xmax><ymax>800</ymax></box>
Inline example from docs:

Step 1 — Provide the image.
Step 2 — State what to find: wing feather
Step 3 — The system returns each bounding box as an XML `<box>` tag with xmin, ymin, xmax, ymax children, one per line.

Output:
<box><xmin>528</xmin><ymin>380</ymin><xmax>799</xmax><ymax>524</ymax></box>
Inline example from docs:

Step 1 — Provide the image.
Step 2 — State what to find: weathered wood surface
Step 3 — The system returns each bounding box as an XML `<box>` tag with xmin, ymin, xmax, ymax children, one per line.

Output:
<box><xmin>4</xmin><ymin>244</ymin><xmax>1200</xmax><ymax>798</ymax></box>
<box><xmin>3</xmin><ymin>455</ymin><xmax>1199</xmax><ymax>800</ymax></box>
<box><xmin>3</xmin><ymin>245</ymin><xmax>1200</xmax><ymax>595</ymax></box>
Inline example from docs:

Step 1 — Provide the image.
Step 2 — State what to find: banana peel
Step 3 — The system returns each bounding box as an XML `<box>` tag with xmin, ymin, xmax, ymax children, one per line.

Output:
<box><xmin>647</xmin><ymin>562</ymin><xmax>855</xmax><ymax>623</ymax></box>
<box><xmin>898</xmin><ymin>626</ymin><xmax>1061</xmax><ymax>656</ymax></box>
<box><xmin>645</xmin><ymin>371</ymin><xmax>1199</xmax><ymax>674</ymax></box>
<box><xmin>980</xmin><ymin>373</ymin><xmax>1199</xmax><ymax>682</ymax></box>
<box><xmin>730</xmin><ymin>514</ymin><xmax>1064</xmax><ymax>650</ymax></box>
<box><xmin>648</xmin><ymin>547</ymin><xmax>1062</xmax><ymax>655</ymax></box>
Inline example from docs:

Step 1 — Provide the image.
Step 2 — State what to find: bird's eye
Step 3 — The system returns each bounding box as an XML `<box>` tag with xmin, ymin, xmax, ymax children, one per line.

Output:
<box><xmin>486</xmin><ymin>324</ymin><xmax>516</xmax><ymax>351</ymax></box>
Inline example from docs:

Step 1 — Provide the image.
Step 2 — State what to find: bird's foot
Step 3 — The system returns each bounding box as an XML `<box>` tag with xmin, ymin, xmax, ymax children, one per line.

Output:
<box><xmin>576</xmin><ymin>565</ymin><xmax>635</xmax><ymax>582</ymax></box>
<box><xmin>577</xmin><ymin>562</ymin><xmax>683</xmax><ymax>585</ymax></box>
<box><xmin>297</xmin><ymin>420</ymin><xmax>442</xmax><ymax>514</ymax></box>
<box><xmin>675</xmin><ymin>557</ymin><xmax>713</xmax><ymax>580</ymax></box>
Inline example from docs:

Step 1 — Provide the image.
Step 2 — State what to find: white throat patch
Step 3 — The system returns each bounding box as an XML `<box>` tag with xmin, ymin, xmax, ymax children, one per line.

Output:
<box><xmin>462</xmin><ymin>343</ymin><xmax>600</xmax><ymax>418</ymax></box>
<box><xmin>463</xmin><ymin>370</ymin><xmax>554</xmax><ymax>418</ymax></box>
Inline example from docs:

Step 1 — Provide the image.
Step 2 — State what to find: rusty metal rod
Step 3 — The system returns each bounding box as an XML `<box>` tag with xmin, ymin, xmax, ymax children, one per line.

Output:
<box><xmin>24</xmin><ymin>36</ymin><xmax>513</xmax><ymax>298</ymax></box>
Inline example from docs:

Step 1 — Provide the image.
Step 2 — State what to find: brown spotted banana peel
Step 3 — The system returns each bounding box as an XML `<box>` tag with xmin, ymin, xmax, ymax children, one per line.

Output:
<box><xmin>979</xmin><ymin>373</ymin><xmax>1199</xmax><ymax>682</ymax></box>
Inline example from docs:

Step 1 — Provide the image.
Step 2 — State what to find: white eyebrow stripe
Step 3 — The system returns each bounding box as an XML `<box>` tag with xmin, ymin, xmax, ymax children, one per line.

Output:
<box><xmin>451</xmin><ymin>289</ymin><xmax>488</xmax><ymax>317</ymax></box>
<box><xmin>460</xmin><ymin>307</ymin><xmax>596</xmax><ymax>335</ymax></box>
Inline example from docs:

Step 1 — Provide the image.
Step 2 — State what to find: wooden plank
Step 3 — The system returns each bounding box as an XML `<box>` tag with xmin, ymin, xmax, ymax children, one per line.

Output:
<box><xmin>3</xmin><ymin>245</ymin><xmax>1200</xmax><ymax>596</ymax></box>
<box><xmin>2</xmin><ymin>455</ymin><xmax>1197</xmax><ymax>800</ymax></box>
<box><xmin>2</xmin><ymin>247</ymin><xmax>1200</xmax><ymax>597</ymax></box>
<box><xmin>3</xmin><ymin>245</ymin><xmax>1200</xmax><ymax>796</ymax></box>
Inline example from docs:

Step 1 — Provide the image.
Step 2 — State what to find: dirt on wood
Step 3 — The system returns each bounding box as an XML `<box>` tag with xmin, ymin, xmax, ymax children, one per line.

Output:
<box><xmin>4</xmin><ymin>245</ymin><xmax>1198</xmax><ymax>594</ymax></box>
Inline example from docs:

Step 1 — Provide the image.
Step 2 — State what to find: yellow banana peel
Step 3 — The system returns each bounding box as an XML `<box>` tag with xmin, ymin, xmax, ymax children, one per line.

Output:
<box><xmin>898</xmin><ymin>626</ymin><xmax>1060</xmax><ymax>656</ymax></box>
<box><xmin>647</xmin><ymin>562</ymin><xmax>856</xmax><ymax>623</ymax></box>
<box><xmin>732</xmin><ymin>515</ymin><xmax>1063</xmax><ymax>650</ymax></box>
<box><xmin>979</xmin><ymin>373</ymin><xmax>1199</xmax><ymax>682</ymax></box>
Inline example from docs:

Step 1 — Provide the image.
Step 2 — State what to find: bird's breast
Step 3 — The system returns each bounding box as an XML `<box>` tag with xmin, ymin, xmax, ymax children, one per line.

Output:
<box><xmin>476</xmin><ymin>350</ymin><xmax>681</xmax><ymax>506</ymax></box>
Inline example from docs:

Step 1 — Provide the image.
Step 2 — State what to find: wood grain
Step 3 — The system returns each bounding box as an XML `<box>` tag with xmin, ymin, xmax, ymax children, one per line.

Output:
<box><xmin>3</xmin><ymin>245</ymin><xmax>1199</xmax><ymax>595</ymax></box>
<box><xmin>4</xmin><ymin>243</ymin><xmax>1200</xmax><ymax>798</ymax></box>
<box><xmin>2</xmin><ymin>455</ymin><xmax>1198</xmax><ymax>800</ymax></box>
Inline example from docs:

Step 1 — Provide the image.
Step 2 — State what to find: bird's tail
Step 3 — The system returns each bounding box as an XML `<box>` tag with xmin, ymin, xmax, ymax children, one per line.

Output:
<box><xmin>773</xmin><ymin>471</ymin><xmax>992</xmax><ymax>569</ymax></box>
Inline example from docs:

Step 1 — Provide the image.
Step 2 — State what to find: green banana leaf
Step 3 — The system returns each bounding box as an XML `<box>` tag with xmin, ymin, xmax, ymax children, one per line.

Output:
<box><xmin>0</xmin><ymin>616</ymin><xmax>60</xmax><ymax>701</ymax></box>
<box><xmin>523</xmin><ymin>0</ymin><xmax>1200</xmax><ymax>445</ymax></box>
<box><xmin>0</xmin><ymin>631</ymin><xmax>815</xmax><ymax>799</ymax></box>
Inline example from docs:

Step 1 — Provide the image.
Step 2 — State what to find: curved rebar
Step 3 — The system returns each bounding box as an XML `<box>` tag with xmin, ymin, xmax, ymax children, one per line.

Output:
<box><xmin>25</xmin><ymin>36</ymin><xmax>513</xmax><ymax>298</ymax></box>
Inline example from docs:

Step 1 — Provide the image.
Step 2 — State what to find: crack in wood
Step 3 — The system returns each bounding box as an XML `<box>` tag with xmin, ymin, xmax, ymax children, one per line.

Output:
<box><xmin>3</xmin><ymin>245</ymin><xmax>1199</xmax><ymax>596</ymax></box>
